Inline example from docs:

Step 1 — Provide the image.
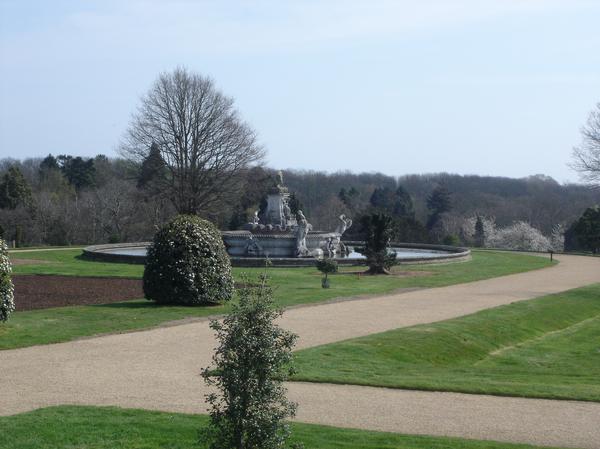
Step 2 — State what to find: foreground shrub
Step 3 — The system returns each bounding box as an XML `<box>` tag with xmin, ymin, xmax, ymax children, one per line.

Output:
<box><xmin>143</xmin><ymin>215</ymin><xmax>233</xmax><ymax>305</ymax></box>
<box><xmin>202</xmin><ymin>274</ymin><xmax>298</xmax><ymax>449</ymax></box>
<box><xmin>0</xmin><ymin>239</ymin><xmax>15</xmax><ymax>322</ymax></box>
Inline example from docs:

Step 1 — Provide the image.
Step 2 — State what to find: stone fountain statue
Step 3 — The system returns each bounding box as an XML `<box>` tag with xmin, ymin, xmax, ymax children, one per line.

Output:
<box><xmin>222</xmin><ymin>172</ymin><xmax>351</xmax><ymax>258</ymax></box>
<box><xmin>295</xmin><ymin>210</ymin><xmax>312</xmax><ymax>256</ymax></box>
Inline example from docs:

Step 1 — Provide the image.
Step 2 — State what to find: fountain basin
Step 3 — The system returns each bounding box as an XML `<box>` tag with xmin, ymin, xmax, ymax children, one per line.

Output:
<box><xmin>82</xmin><ymin>241</ymin><xmax>470</xmax><ymax>267</ymax></box>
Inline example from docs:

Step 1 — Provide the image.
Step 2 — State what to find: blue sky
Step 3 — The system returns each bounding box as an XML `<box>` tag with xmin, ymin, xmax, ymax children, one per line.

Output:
<box><xmin>1</xmin><ymin>0</ymin><xmax>598</xmax><ymax>182</ymax></box>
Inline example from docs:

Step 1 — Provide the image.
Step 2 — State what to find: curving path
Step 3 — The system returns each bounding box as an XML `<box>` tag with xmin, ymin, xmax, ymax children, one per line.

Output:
<box><xmin>2</xmin><ymin>254</ymin><xmax>600</xmax><ymax>448</ymax></box>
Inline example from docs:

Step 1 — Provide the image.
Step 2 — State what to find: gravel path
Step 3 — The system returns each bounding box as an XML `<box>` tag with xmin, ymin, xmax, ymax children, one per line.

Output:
<box><xmin>2</xmin><ymin>254</ymin><xmax>600</xmax><ymax>448</ymax></box>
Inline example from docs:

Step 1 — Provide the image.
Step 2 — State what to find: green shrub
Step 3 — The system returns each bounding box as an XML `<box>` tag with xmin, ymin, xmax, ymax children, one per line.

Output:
<box><xmin>202</xmin><ymin>273</ymin><xmax>298</xmax><ymax>449</ymax></box>
<box><xmin>316</xmin><ymin>258</ymin><xmax>338</xmax><ymax>288</ymax></box>
<box><xmin>0</xmin><ymin>239</ymin><xmax>15</xmax><ymax>322</ymax></box>
<box><xmin>443</xmin><ymin>234</ymin><xmax>461</xmax><ymax>246</ymax></box>
<box><xmin>143</xmin><ymin>215</ymin><xmax>234</xmax><ymax>305</ymax></box>
<box><xmin>360</xmin><ymin>213</ymin><xmax>397</xmax><ymax>274</ymax></box>
<box><xmin>315</xmin><ymin>258</ymin><xmax>338</xmax><ymax>275</ymax></box>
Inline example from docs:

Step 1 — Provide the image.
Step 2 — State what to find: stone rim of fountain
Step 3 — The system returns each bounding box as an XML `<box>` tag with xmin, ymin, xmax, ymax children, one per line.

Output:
<box><xmin>82</xmin><ymin>241</ymin><xmax>471</xmax><ymax>266</ymax></box>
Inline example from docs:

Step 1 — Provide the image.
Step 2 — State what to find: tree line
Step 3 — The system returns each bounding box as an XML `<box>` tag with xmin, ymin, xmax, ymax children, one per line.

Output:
<box><xmin>2</xmin><ymin>68</ymin><xmax>599</xmax><ymax>251</ymax></box>
<box><xmin>1</xmin><ymin>152</ymin><xmax>599</xmax><ymax>250</ymax></box>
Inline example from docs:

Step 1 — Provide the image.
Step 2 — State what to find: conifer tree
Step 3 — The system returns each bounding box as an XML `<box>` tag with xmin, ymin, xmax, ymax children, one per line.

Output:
<box><xmin>0</xmin><ymin>167</ymin><xmax>33</xmax><ymax>210</ymax></box>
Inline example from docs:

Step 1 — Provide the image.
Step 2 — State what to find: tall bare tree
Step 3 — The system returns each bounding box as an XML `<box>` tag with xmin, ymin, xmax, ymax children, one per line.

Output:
<box><xmin>572</xmin><ymin>102</ymin><xmax>600</xmax><ymax>185</ymax></box>
<box><xmin>121</xmin><ymin>67</ymin><xmax>264</xmax><ymax>215</ymax></box>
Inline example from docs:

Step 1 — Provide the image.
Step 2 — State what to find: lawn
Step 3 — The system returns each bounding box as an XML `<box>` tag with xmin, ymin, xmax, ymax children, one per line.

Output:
<box><xmin>1</xmin><ymin>249</ymin><xmax>554</xmax><ymax>350</ymax></box>
<box><xmin>0</xmin><ymin>406</ymin><xmax>567</xmax><ymax>449</ymax></box>
<box><xmin>292</xmin><ymin>284</ymin><xmax>600</xmax><ymax>402</ymax></box>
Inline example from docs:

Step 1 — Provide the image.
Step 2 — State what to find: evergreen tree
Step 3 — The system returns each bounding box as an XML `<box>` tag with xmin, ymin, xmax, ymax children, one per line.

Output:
<box><xmin>39</xmin><ymin>154</ymin><xmax>60</xmax><ymax>173</ymax></box>
<box><xmin>0</xmin><ymin>167</ymin><xmax>33</xmax><ymax>210</ymax></box>
<box><xmin>393</xmin><ymin>216</ymin><xmax>429</xmax><ymax>243</ymax></box>
<box><xmin>57</xmin><ymin>155</ymin><xmax>96</xmax><ymax>190</ymax></box>
<box><xmin>426</xmin><ymin>185</ymin><xmax>452</xmax><ymax>230</ymax></box>
<box><xmin>202</xmin><ymin>274</ymin><xmax>298</xmax><ymax>449</ymax></box>
<box><xmin>338</xmin><ymin>186</ymin><xmax>361</xmax><ymax>215</ymax></box>
<box><xmin>369</xmin><ymin>186</ymin><xmax>396</xmax><ymax>213</ymax></box>
<box><xmin>570</xmin><ymin>206</ymin><xmax>600</xmax><ymax>253</ymax></box>
<box><xmin>38</xmin><ymin>154</ymin><xmax>64</xmax><ymax>187</ymax></box>
<box><xmin>360</xmin><ymin>212</ymin><xmax>397</xmax><ymax>274</ymax></box>
<box><xmin>369</xmin><ymin>186</ymin><xmax>415</xmax><ymax>219</ymax></box>
<box><xmin>92</xmin><ymin>154</ymin><xmax>113</xmax><ymax>187</ymax></box>
<box><xmin>393</xmin><ymin>185</ymin><xmax>415</xmax><ymax>218</ymax></box>
<box><xmin>474</xmin><ymin>215</ymin><xmax>485</xmax><ymax>247</ymax></box>
<box><xmin>137</xmin><ymin>143</ymin><xmax>167</xmax><ymax>189</ymax></box>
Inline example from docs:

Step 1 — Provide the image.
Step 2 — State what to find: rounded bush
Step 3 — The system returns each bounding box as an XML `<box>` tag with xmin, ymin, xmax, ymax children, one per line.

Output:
<box><xmin>0</xmin><ymin>239</ymin><xmax>15</xmax><ymax>322</ymax></box>
<box><xmin>315</xmin><ymin>258</ymin><xmax>338</xmax><ymax>275</ymax></box>
<box><xmin>143</xmin><ymin>215</ymin><xmax>234</xmax><ymax>305</ymax></box>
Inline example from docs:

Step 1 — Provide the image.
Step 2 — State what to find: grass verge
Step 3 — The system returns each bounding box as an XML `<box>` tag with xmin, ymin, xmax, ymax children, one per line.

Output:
<box><xmin>1</xmin><ymin>250</ymin><xmax>553</xmax><ymax>350</ymax></box>
<box><xmin>0</xmin><ymin>405</ymin><xmax>566</xmax><ymax>449</ymax></box>
<box><xmin>292</xmin><ymin>284</ymin><xmax>600</xmax><ymax>402</ymax></box>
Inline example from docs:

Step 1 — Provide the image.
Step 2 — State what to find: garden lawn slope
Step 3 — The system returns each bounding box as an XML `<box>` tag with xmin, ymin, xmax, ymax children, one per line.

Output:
<box><xmin>1</xmin><ymin>250</ymin><xmax>552</xmax><ymax>350</ymax></box>
<box><xmin>293</xmin><ymin>284</ymin><xmax>600</xmax><ymax>402</ymax></box>
<box><xmin>0</xmin><ymin>406</ymin><xmax>567</xmax><ymax>449</ymax></box>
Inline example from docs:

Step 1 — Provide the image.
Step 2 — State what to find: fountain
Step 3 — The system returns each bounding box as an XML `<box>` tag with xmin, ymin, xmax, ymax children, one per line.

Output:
<box><xmin>222</xmin><ymin>172</ymin><xmax>353</xmax><ymax>259</ymax></box>
<box><xmin>82</xmin><ymin>171</ymin><xmax>471</xmax><ymax>267</ymax></box>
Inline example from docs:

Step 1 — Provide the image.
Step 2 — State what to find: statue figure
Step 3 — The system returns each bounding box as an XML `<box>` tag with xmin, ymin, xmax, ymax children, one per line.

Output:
<box><xmin>326</xmin><ymin>214</ymin><xmax>352</xmax><ymax>256</ymax></box>
<box><xmin>282</xmin><ymin>200</ymin><xmax>291</xmax><ymax>226</ymax></box>
<box><xmin>246</xmin><ymin>238</ymin><xmax>263</xmax><ymax>257</ymax></box>
<box><xmin>335</xmin><ymin>214</ymin><xmax>353</xmax><ymax>235</ymax></box>
<box><xmin>251</xmin><ymin>210</ymin><xmax>260</xmax><ymax>225</ymax></box>
<box><xmin>295</xmin><ymin>210</ymin><xmax>311</xmax><ymax>256</ymax></box>
<box><xmin>326</xmin><ymin>237</ymin><xmax>336</xmax><ymax>258</ymax></box>
<box><xmin>276</xmin><ymin>170</ymin><xmax>284</xmax><ymax>187</ymax></box>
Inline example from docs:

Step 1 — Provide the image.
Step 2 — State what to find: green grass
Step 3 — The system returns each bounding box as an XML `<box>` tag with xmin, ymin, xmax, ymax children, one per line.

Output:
<box><xmin>1</xmin><ymin>250</ymin><xmax>554</xmax><ymax>350</ymax></box>
<box><xmin>10</xmin><ymin>248</ymin><xmax>553</xmax><ymax>287</ymax></box>
<box><xmin>11</xmin><ymin>249</ymin><xmax>144</xmax><ymax>277</ymax></box>
<box><xmin>0</xmin><ymin>406</ymin><xmax>566</xmax><ymax>449</ymax></box>
<box><xmin>293</xmin><ymin>284</ymin><xmax>600</xmax><ymax>402</ymax></box>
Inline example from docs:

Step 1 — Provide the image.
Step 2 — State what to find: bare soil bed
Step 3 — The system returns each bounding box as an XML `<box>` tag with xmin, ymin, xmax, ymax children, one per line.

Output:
<box><xmin>13</xmin><ymin>275</ymin><xmax>144</xmax><ymax>311</ymax></box>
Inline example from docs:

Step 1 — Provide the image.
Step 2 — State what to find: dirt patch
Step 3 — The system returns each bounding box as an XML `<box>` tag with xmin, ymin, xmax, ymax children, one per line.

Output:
<box><xmin>12</xmin><ymin>276</ymin><xmax>252</xmax><ymax>312</ymax></box>
<box><xmin>12</xmin><ymin>275</ymin><xmax>144</xmax><ymax>311</ymax></box>
<box><xmin>9</xmin><ymin>258</ymin><xmax>50</xmax><ymax>266</ymax></box>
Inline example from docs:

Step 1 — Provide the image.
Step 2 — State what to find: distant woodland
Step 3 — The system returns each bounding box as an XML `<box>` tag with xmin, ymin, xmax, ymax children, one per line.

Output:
<box><xmin>0</xmin><ymin>154</ymin><xmax>598</xmax><ymax>250</ymax></box>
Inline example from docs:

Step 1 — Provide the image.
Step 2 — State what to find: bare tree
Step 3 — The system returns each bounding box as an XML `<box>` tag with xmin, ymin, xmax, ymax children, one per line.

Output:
<box><xmin>121</xmin><ymin>67</ymin><xmax>264</xmax><ymax>215</ymax></box>
<box><xmin>572</xmin><ymin>102</ymin><xmax>600</xmax><ymax>185</ymax></box>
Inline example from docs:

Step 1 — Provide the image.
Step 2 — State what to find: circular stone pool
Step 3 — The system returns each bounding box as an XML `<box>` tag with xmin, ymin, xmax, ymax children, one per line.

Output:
<box><xmin>82</xmin><ymin>241</ymin><xmax>470</xmax><ymax>267</ymax></box>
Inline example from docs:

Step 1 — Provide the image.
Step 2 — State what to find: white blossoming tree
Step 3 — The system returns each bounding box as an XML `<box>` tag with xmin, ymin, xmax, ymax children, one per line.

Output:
<box><xmin>0</xmin><ymin>239</ymin><xmax>15</xmax><ymax>322</ymax></box>
<box><xmin>487</xmin><ymin>221</ymin><xmax>551</xmax><ymax>252</ymax></box>
<box><xmin>464</xmin><ymin>215</ymin><xmax>496</xmax><ymax>247</ymax></box>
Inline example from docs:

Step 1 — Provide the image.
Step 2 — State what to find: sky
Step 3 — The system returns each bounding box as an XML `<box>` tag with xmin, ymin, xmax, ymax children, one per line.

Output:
<box><xmin>0</xmin><ymin>0</ymin><xmax>599</xmax><ymax>183</ymax></box>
